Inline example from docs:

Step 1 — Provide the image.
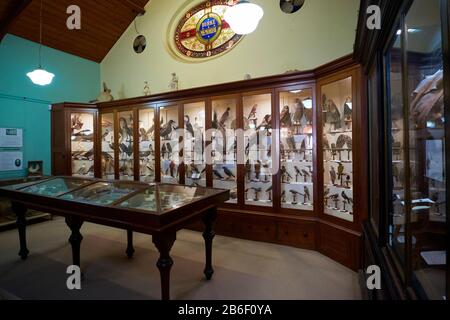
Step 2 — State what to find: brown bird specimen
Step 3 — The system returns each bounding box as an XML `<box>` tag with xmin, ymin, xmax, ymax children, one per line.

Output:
<box><xmin>337</xmin><ymin>162</ymin><xmax>345</xmax><ymax>180</ymax></box>
<box><xmin>256</xmin><ymin>115</ymin><xmax>272</xmax><ymax>131</ymax></box>
<box><xmin>304</xmin><ymin>186</ymin><xmax>311</xmax><ymax>201</ymax></box>
<box><xmin>245</xmin><ymin>159</ymin><xmax>252</xmax><ymax>180</ymax></box>
<box><xmin>254</xmin><ymin>160</ymin><xmax>262</xmax><ymax>180</ymax></box>
<box><xmin>169</xmin><ymin>161</ymin><xmax>176</xmax><ymax>178</ymax></box>
<box><xmin>336</xmin><ymin>134</ymin><xmax>352</xmax><ymax>149</ymax></box>
<box><xmin>71</xmin><ymin>114</ymin><xmax>83</xmax><ymax>131</ymax></box>
<box><xmin>248</xmin><ymin>104</ymin><xmax>257</xmax><ymax>119</ymax></box>
<box><xmin>323</xmin><ymin>134</ymin><xmax>330</xmax><ymax>150</ymax></box>
<box><xmin>330</xmin><ymin>166</ymin><xmax>337</xmax><ymax>185</ymax></box>
<box><xmin>280</xmin><ymin>105</ymin><xmax>292</xmax><ymax>128</ymax></box>
<box><xmin>220</xmin><ymin>107</ymin><xmax>231</xmax><ymax>127</ymax></box>
<box><xmin>293</xmin><ymin>99</ymin><xmax>304</xmax><ymax>124</ymax></box>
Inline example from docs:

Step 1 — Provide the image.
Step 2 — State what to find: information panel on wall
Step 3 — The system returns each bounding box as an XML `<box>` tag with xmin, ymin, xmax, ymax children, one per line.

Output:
<box><xmin>0</xmin><ymin>128</ymin><xmax>23</xmax><ymax>148</ymax></box>
<box><xmin>0</xmin><ymin>152</ymin><xmax>23</xmax><ymax>171</ymax></box>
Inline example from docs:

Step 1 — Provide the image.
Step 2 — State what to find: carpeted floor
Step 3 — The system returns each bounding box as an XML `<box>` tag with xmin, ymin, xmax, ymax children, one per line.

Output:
<box><xmin>0</xmin><ymin>217</ymin><xmax>361</xmax><ymax>300</ymax></box>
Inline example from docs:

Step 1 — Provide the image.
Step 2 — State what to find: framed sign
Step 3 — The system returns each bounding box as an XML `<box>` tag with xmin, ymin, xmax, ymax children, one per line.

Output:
<box><xmin>0</xmin><ymin>152</ymin><xmax>23</xmax><ymax>171</ymax></box>
<box><xmin>172</xmin><ymin>0</ymin><xmax>243</xmax><ymax>60</ymax></box>
<box><xmin>0</xmin><ymin>128</ymin><xmax>23</xmax><ymax>148</ymax></box>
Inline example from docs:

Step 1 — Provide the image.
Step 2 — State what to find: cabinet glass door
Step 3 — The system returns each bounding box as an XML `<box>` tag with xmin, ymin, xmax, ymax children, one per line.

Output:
<box><xmin>139</xmin><ymin>108</ymin><xmax>156</xmax><ymax>182</ymax></box>
<box><xmin>243</xmin><ymin>93</ymin><xmax>273</xmax><ymax>207</ymax></box>
<box><xmin>118</xmin><ymin>111</ymin><xmax>134</xmax><ymax>180</ymax></box>
<box><xmin>212</xmin><ymin>98</ymin><xmax>238</xmax><ymax>203</ymax></box>
<box><xmin>280</xmin><ymin>89</ymin><xmax>314</xmax><ymax>211</ymax></box>
<box><xmin>160</xmin><ymin>105</ymin><xmax>180</xmax><ymax>184</ymax></box>
<box><xmin>406</xmin><ymin>0</ymin><xmax>446</xmax><ymax>300</ymax></box>
<box><xmin>386</xmin><ymin>29</ymin><xmax>406</xmax><ymax>267</ymax></box>
<box><xmin>321</xmin><ymin>77</ymin><xmax>354</xmax><ymax>221</ymax></box>
<box><xmin>100</xmin><ymin>113</ymin><xmax>115</xmax><ymax>179</ymax></box>
<box><xmin>71</xmin><ymin>112</ymin><xmax>95</xmax><ymax>177</ymax></box>
<box><xmin>184</xmin><ymin>101</ymin><xmax>206</xmax><ymax>187</ymax></box>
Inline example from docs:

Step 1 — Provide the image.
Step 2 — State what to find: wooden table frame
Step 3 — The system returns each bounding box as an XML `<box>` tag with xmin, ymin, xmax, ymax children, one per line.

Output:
<box><xmin>1</xmin><ymin>177</ymin><xmax>229</xmax><ymax>300</ymax></box>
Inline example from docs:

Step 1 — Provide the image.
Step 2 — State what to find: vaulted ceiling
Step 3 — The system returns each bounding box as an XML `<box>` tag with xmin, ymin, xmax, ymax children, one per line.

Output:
<box><xmin>0</xmin><ymin>0</ymin><xmax>150</xmax><ymax>62</ymax></box>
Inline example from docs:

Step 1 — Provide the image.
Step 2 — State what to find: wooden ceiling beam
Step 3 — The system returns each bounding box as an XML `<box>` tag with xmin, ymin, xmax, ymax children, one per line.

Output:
<box><xmin>0</xmin><ymin>0</ymin><xmax>32</xmax><ymax>42</ymax></box>
<box><xmin>123</xmin><ymin>0</ymin><xmax>146</xmax><ymax>15</ymax></box>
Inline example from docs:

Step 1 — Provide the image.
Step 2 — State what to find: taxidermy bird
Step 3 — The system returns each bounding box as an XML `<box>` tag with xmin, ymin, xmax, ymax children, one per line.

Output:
<box><xmin>337</xmin><ymin>162</ymin><xmax>345</xmax><ymax>180</ymax></box>
<box><xmin>139</xmin><ymin>128</ymin><xmax>149</xmax><ymax>141</ymax></box>
<box><xmin>341</xmin><ymin>191</ymin><xmax>353</xmax><ymax>205</ymax></box>
<box><xmin>304</xmin><ymin>186</ymin><xmax>311</xmax><ymax>201</ymax></box>
<box><xmin>336</xmin><ymin>135</ymin><xmax>352</xmax><ymax>150</ymax></box>
<box><xmin>322</xmin><ymin>94</ymin><xmax>328</xmax><ymax>110</ymax></box>
<box><xmin>220</xmin><ymin>108</ymin><xmax>231</xmax><ymax>127</ymax></box>
<box><xmin>245</xmin><ymin>159</ymin><xmax>252</xmax><ymax>180</ymax></box>
<box><xmin>185</xmin><ymin>115</ymin><xmax>195</xmax><ymax>138</ymax></box>
<box><xmin>76</xmin><ymin>164</ymin><xmax>87</xmax><ymax>175</ymax></box>
<box><xmin>301</xmin><ymin>169</ymin><xmax>310</xmax><ymax>180</ymax></box>
<box><xmin>97</xmin><ymin>82</ymin><xmax>114</xmax><ymax>102</ymax></box>
<box><xmin>326</xmin><ymin>100</ymin><xmax>341</xmax><ymax>129</ymax></box>
<box><xmin>169</xmin><ymin>161</ymin><xmax>176</xmax><ymax>178</ymax></box>
<box><xmin>161</xmin><ymin>143</ymin><xmax>167</xmax><ymax>158</ymax></box>
<box><xmin>101</xmin><ymin>129</ymin><xmax>109</xmax><ymax>141</ymax></box>
<box><xmin>223</xmin><ymin>167</ymin><xmax>235</xmax><ymax>179</ymax></box>
<box><xmin>213</xmin><ymin>169</ymin><xmax>224</xmax><ymax>180</ymax></box>
<box><xmin>254</xmin><ymin>160</ymin><xmax>262</xmax><ymax>180</ymax></box>
<box><xmin>71</xmin><ymin>114</ymin><xmax>84</xmax><ymax>131</ymax></box>
<box><xmin>293</xmin><ymin>99</ymin><xmax>304</xmax><ymax>124</ymax></box>
<box><xmin>290</xmin><ymin>190</ymin><xmax>301</xmax><ymax>198</ymax></box>
<box><xmin>324</xmin><ymin>187</ymin><xmax>330</xmax><ymax>199</ymax></box>
<box><xmin>190</xmin><ymin>163</ymin><xmax>200</xmax><ymax>174</ymax></box>
<box><xmin>166</xmin><ymin>143</ymin><xmax>173</xmax><ymax>155</ymax></box>
<box><xmin>266</xmin><ymin>185</ymin><xmax>273</xmax><ymax>192</ymax></box>
<box><xmin>330</xmin><ymin>166</ymin><xmax>337</xmax><ymax>185</ymax></box>
<box><xmin>299</xmin><ymin>139</ymin><xmax>306</xmax><ymax>155</ymax></box>
<box><xmin>83</xmin><ymin>149</ymin><xmax>95</xmax><ymax>160</ymax></box>
<box><xmin>119</xmin><ymin>143</ymin><xmax>133</xmax><ymax>157</ymax></box>
<box><xmin>281</xmin><ymin>190</ymin><xmax>286</xmax><ymax>202</ymax></box>
<box><xmin>212</xmin><ymin>111</ymin><xmax>219</xmax><ymax>129</ymax></box>
<box><xmin>256</xmin><ymin>115</ymin><xmax>272</xmax><ymax>131</ymax></box>
<box><xmin>286</xmin><ymin>136</ymin><xmax>296</xmax><ymax>152</ymax></box>
<box><xmin>248</xmin><ymin>104</ymin><xmax>257</xmax><ymax>119</ymax></box>
<box><xmin>294</xmin><ymin>166</ymin><xmax>302</xmax><ymax>177</ymax></box>
<box><xmin>160</xmin><ymin>120</ymin><xmax>177</xmax><ymax>140</ymax></box>
<box><xmin>343</xmin><ymin>98</ymin><xmax>352</xmax><ymax>121</ymax></box>
<box><xmin>281</xmin><ymin>165</ymin><xmax>292</xmax><ymax>181</ymax></box>
<box><xmin>280</xmin><ymin>105</ymin><xmax>292</xmax><ymax>128</ymax></box>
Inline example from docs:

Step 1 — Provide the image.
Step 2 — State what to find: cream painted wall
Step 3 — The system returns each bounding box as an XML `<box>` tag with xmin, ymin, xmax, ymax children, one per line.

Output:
<box><xmin>101</xmin><ymin>0</ymin><xmax>359</xmax><ymax>99</ymax></box>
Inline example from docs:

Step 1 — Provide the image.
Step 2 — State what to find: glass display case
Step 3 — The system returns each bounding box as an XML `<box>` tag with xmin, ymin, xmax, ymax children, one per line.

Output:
<box><xmin>404</xmin><ymin>0</ymin><xmax>446</xmax><ymax>300</ymax></box>
<box><xmin>243</xmin><ymin>93</ymin><xmax>273</xmax><ymax>207</ymax></box>
<box><xmin>139</xmin><ymin>108</ymin><xmax>156</xmax><ymax>183</ymax></box>
<box><xmin>184</xmin><ymin>101</ymin><xmax>206</xmax><ymax>187</ymax></box>
<box><xmin>321</xmin><ymin>77</ymin><xmax>354</xmax><ymax>222</ymax></box>
<box><xmin>160</xmin><ymin>105</ymin><xmax>180</xmax><ymax>184</ymax></box>
<box><xmin>211</xmin><ymin>97</ymin><xmax>238</xmax><ymax>203</ymax></box>
<box><xmin>71</xmin><ymin>113</ymin><xmax>95</xmax><ymax>178</ymax></box>
<box><xmin>19</xmin><ymin>177</ymin><xmax>91</xmax><ymax>197</ymax></box>
<box><xmin>279</xmin><ymin>89</ymin><xmax>314</xmax><ymax>211</ymax></box>
<box><xmin>100</xmin><ymin>113</ymin><xmax>115</xmax><ymax>179</ymax></box>
<box><xmin>118</xmin><ymin>111</ymin><xmax>134</xmax><ymax>181</ymax></box>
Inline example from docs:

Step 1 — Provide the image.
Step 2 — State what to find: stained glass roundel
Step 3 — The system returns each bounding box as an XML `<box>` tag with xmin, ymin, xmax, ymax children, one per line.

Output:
<box><xmin>174</xmin><ymin>0</ymin><xmax>243</xmax><ymax>59</ymax></box>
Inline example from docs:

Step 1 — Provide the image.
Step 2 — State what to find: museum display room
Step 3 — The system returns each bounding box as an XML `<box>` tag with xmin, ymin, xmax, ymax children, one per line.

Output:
<box><xmin>0</xmin><ymin>0</ymin><xmax>448</xmax><ymax>302</ymax></box>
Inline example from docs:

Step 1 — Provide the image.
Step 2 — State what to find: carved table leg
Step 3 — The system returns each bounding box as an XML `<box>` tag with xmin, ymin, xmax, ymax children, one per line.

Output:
<box><xmin>65</xmin><ymin>217</ymin><xmax>84</xmax><ymax>268</ymax></box>
<box><xmin>12</xmin><ymin>202</ymin><xmax>29</xmax><ymax>260</ymax></box>
<box><xmin>202</xmin><ymin>207</ymin><xmax>217</xmax><ymax>280</ymax></box>
<box><xmin>126</xmin><ymin>229</ymin><xmax>135</xmax><ymax>258</ymax></box>
<box><xmin>152</xmin><ymin>232</ymin><xmax>176</xmax><ymax>300</ymax></box>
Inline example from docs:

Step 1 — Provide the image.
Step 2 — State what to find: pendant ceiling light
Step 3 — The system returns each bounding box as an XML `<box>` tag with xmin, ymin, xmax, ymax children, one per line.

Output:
<box><xmin>27</xmin><ymin>0</ymin><xmax>54</xmax><ymax>86</ymax></box>
<box><xmin>225</xmin><ymin>1</ymin><xmax>264</xmax><ymax>35</ymax></box>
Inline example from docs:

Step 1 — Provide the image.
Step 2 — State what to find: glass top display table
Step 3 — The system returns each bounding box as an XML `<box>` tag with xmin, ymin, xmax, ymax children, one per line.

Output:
<box><xmin>0</xmin><ymin>176</ymin><xmax>229</xmax><ymax>300</ymax></box>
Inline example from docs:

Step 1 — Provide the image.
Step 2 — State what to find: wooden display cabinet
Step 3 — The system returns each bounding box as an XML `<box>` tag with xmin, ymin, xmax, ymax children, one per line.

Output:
<box><xmin>51</xmin><ymin>103</ymin><xmax>99</xmax><ymax>177</ymax></box>
<box><xmin>51</xmin><ymin>55</ymin><xmax>368</xmax><ymax>270</ymax></box>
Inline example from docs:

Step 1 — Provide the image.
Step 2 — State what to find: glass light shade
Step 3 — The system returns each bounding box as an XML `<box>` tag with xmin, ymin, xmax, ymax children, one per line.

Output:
<box><xmin>27</xmin><ymin>68</ymin><xmax>55</xmax><ymax>86</ymax></box>
<box><xmin>225</xmin><ymin>1</ymin><xmax>264</xmax><ymax>35</ymax></box>
<box><xmin>303</xmin><ymin>98</ymin><xmax>313</xmax><ymax>109</ymax></box>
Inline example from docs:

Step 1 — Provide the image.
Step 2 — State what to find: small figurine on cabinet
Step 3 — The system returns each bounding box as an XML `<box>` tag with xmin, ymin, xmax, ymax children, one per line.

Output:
<box><xmin>244</xmin><ymin>74</ymin><xmax>252</xmax><ymax>80</ymax></box>
<box><xmin>96</xmin><ymin>82</ymin><xmax>114</xmax><ymax>102</ymax></box>
<box><xmin>143</xmin><ymin>81</ymin><xmax>151</xmax><ymax>96</ymax></box>
<box><xmin>169</xmin><ymin>73</ymin><xmax>179</xmax><ymax>91</ymax></box>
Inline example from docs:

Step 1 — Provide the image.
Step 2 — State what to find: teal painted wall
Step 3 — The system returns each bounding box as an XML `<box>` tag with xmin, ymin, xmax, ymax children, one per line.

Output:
<box><xmin>0</xmin><ymin>34</ymin><xmax>100</xmax><ymax>179</ymax></box>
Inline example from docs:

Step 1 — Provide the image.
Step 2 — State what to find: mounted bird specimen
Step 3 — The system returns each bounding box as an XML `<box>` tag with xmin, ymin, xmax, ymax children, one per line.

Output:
<box><xmin>248</xmin><ymin>104</ymin><xmax>257</xmax><ymax>119</ymax></box>
<box><xmin>343</xmin><ymin>98</ymin><xmax>352</xmax><ymax>122</ymax></box>
<box><xmin>71</xmin><ymin>114</ymin><xmax>84</xmax><ymax>131</ymax></box>
<box><xmin>139</xmin><ymin>128</ymin><xmax>150</xmax><ymax>141</ymax></box>
<box><xmin>323</xmin><ymin>135</ymin><xmax>330</xmax><ymax>150</ymax></box>
<box><xmin>286</xmin><ymin>136</ymin><xmax>296</xmax><ymax>152</ymax></box>
<box><xmin>245</xmin><ymin>159</ymin><xmax>252</xmax><ymax>180</ymax></box>
<box><xmin>161</xmin><ymin>143</ymin><xmax>167</xmax><ymax>158</ymax></box>
<box><xmin>337</xmin><ymin>162</ymin><xmax>345</xmax><ymax>180</ymax></box>
<box><xmin>160</xmin><ymin>120</ymin><xmax>177</xmax><ymax>140</ymax></box>
<box><xmin>293</xmin><ymin>99</ymin><xmax>304</xmax><ymax>125</ymax></box>
<box><xmin>185</xmin><ymin>115</ymin><xmax>195</xmax><ymax>138</ymax></box>
<box><xmin>212</xmin><ymin>111</ymin><xmax>219</xmax><ymax>129</ymax></box>
<box><xmin>256</xmin><ymin>115</ymin><xmax>272</xmax><ymax>131</ymax></box>
<box><xmin>341</xmin><ymin>191</ymin><xmax>353</xmax><ymax>205</ymax></box>
<box><xmin>336</xmin><ymin>134</ymin><xmax>352</xmax><ymax>150</ymax></box>
<box><xmin>281</xmin><ymin>165</ymin><xmax>292</xmax><ymax>182</ymax></box>
<box><xmin>223</xmin><ymin>167</ymin><xmax>235</xmax><ymax>179</ymax></box>
<box><xmin>213</xmin><ymin>169</ymin><xmax>224</xmax><ymax>180</ymax></box>
<box><xmin>254</xmin><ymin>161</ymin><xmax>262</xmax><ymax>180</ymax></box>
<box><xmin>330</xmin><ymin>166</ymin><xmax>337</xmax><ymax>185</ymax></box>
<box><xmin>169</xmin><ymin>161</ymin><xmax>176</xmax><ymax>178</ymax></box>
<box><xmin>101</xmin><ymin>129</ymin><xmax>109</xmax><ymax>141</ymax></box>
<box><xmin>219</xmin><ymin>107</ymin><xmax>231</xmax><ymax>127</ymax></box>
<box><xmin>304</xmin><ymin>186</ymin><xmax>311</xmax><ymax>201</ymax></box>
<box><xmin>325</xmin><ymin>100</ymin><xmax>342</xmax><ymax>129</ymax></box>
<box><xmin>190</xmin><ymin>163</ymin><xmax>200</xmax><ymax>174</ymax></box>
<box><xmin>280</xmin><ymin>105</ymin><xmax>292</xmax><ymax>128</ymax></box>
<box><xmin>119</xmin><ymin>143</ymin><xmax>133</xmax><ymax>157</ymax></box>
